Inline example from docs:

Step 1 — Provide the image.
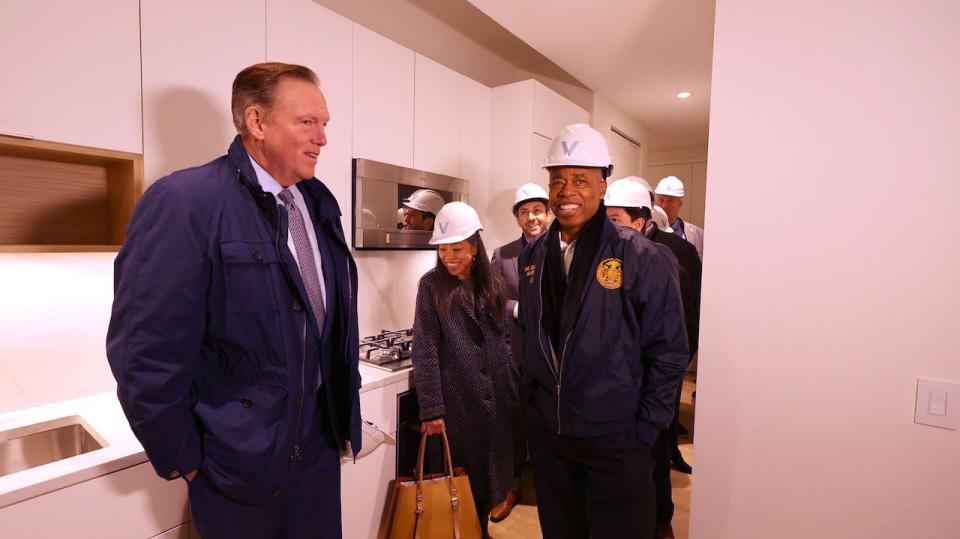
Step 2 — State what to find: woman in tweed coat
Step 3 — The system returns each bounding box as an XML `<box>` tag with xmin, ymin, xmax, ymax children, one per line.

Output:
<box><xmin>412</xmin><ymin>202</ymin><xmax>519</xmax><ymax>538</ymax></box>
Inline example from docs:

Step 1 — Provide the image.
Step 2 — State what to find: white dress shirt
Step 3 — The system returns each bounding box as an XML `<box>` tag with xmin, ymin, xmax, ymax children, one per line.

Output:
<box><xmin>248</xmin><ymin>156</ymin><xmax>327</xmax><ymax>311</ymax></box>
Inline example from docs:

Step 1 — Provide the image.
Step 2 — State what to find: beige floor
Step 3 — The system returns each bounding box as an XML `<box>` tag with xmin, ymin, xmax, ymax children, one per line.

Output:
<box><xmin>489</xmin><ymin>376</ymin><xmax>696</xmax><ymax>539</ymax></box>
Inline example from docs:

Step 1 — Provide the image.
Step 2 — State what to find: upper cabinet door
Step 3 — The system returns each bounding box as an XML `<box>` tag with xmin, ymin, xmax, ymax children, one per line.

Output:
<box><xmin>532</xmin><ymin>81</ymin><xmax>589</xmax><ymax>140</ymax></box>
<box><xmin>140</xmin><ymin>0</ymin><xmax>265</xmax><ymax>186</ymax></box>
<box><xmin>267</xmin><ymin>0</ymin><xmax>354</xmax><ymax>227</ymax></box>
<box><xmin>0</xmin><ymin>0</ymin><xmax>141</xmax><ymax>153</ymax></box>
<box><xmin>413</xmin><ymin>54</ymin><xmax>462</xmax><ymax>178</ymax></box>
<box><xmin>352</xmin><ymin>25</ymin><xmax>414</xmax><ymax>168</ymax></box>
<box><xmin>460</xmin><ymin>76</ymin><xmax>490</xmax><ymax>210</ymax></box>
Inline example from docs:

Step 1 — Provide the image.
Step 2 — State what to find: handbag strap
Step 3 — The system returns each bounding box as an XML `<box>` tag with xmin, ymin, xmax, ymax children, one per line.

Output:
<box><xmin>412</xmin><ymin>426</ymin><xmax>464</xmax><ymax>539</ymax></box>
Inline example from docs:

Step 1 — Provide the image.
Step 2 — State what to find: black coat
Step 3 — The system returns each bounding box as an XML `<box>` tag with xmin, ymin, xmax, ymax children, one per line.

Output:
<box><xmin>647</xmin><ymin>224</ymin><xmax>702</xmax><ymax>356</ymax></box>
<box><xmin>491</xmin><ymin>237</ymin><xmax>525</xmax><ymax>367</ymax></box>
<box><xmin>411</xmin><ymin>270</ymin><xmax>519</xmax><ymax>513</ymax></box>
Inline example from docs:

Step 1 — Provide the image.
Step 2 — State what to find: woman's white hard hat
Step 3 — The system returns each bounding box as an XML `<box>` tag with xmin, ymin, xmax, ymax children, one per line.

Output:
<box><xmin>429</xmin><ymin>201</ymin><xmax>484</xmax><ymax>245</ymax></box>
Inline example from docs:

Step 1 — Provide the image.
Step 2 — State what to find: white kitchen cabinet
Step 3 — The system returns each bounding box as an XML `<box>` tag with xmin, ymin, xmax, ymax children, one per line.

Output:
<box><xmin>413</xmin><ymin>54</ymin><xmax>463</xmax><ymax>178</ymax></box>
<box><xmin>0</xmin><ymin>462</ymin><xmax>188</xmax><ymax>539</ymax></box>
<box><xmin>531</xmin><ymin>132</ymin><xmax>552</xmax><ymax>185</ymax></box>
<box><xmin>140</xmin><ymin>0</ymin><xmax>266</xmax><ymax>187</ymax></box>
<box><xmin>488</xmin><ymin>79</ymin><xmax>588</xmax><ymax>248</ymax></box>
<box><xmin>341</xmin><ymin>383</ymin><xmax>404</xmax><ymax>539</ymax></box>
<box><xmin>533</xmin><ymin>81</ymin><xmax>590</xmax><ymax>140</ymax></box>
<box><xmin>352</xmin><ymin>25</ymin><xmax>415</xmax><ymax>168</ymax></box>
<box><xmin>0</xmin><ymin>0</ymin><xmax>141</xmax><ymax>153</ymax></box>
<box><xmin>460</xmin><ymin>76</ymin><xmax>491</xmax><ymax>214</ymax></box>
<box><xmin>267</xmin><ymin>0</ymin><xmax>354</xmax><ymax>232</ymax></box>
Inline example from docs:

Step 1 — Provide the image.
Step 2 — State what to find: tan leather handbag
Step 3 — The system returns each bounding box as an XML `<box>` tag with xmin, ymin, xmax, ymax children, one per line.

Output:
<box><xmin>386</xmin><ymin>428</ymin><xmax>481</xmax><ymax>539</ymax></box>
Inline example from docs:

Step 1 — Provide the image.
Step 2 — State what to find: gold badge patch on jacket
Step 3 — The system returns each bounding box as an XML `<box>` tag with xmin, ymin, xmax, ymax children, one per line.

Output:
<box><xmin>524</xmin><ymin>264</ymin><xmax>537</xmax><ymax>282</ymax></box>
<box><xmin>596</xmin><ymin>258</ymin><xmax>623</xmax><ymax>290</ymax></box>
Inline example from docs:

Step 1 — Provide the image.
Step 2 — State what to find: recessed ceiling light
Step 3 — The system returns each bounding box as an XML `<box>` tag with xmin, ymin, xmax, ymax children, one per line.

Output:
<box><xmin>677</xmin><ymin>91</ymin><xmax>693</xmax><ymax>99</ymax></box>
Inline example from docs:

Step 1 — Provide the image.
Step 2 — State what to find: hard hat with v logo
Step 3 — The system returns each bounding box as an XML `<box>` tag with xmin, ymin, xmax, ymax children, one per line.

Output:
<box><xmin>429</xmin><ymin>201</ymin><xmax>484</xmax><ymax>245</ymax></box>
<box><xmin>543</xmin><ymin>123</ymin><xmax>612</xmax><ymax>169</ymax></box>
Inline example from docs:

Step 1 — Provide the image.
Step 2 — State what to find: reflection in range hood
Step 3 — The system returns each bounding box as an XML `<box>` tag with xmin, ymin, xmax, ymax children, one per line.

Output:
<box><xmin>352</xmin><ymin>158</ymin><xmax>469</xmax><ymax>250</ymax></box>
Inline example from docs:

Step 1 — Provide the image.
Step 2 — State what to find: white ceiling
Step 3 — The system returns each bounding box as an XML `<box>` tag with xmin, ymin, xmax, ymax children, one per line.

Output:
<box><xmin>466</xmin><ymin>0</ymin><xmax>716</xmax><ymax>152</ymax></box>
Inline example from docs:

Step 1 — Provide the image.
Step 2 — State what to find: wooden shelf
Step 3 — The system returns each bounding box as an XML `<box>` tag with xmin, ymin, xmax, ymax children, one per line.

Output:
<box><xmin>0</xmin><ymin>135</ymin><xmax>142</xmax><ymax>252</ymax></box>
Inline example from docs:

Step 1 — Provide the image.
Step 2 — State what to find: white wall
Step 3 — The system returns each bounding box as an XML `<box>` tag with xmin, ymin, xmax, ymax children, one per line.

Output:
<box><xmin>0</xmin><ymin>253</ymin><xmax>117</xmax><ymax>412</ymax></box>
<box><xmin>691</xmin><ymin>1</ymin><xmax>960</xmax><ymax>537</ymax></box>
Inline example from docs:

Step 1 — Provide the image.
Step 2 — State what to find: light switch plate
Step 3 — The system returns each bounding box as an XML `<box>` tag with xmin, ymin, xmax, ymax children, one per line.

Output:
<box><xmin>915</xmin><ymin>378</ymin><xmax>960</xmax><ymax>430</ymax></box>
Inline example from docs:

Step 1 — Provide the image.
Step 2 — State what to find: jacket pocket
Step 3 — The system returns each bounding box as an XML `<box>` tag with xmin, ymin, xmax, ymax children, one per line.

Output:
<box><xmin>220</xmin><ymin>241</ymin><xmax>282</xmax><ymax>312</ymax></box>
<box><xmin>194</xmin><ymin>382</ymin><xmax>288</xmax><ymax>478</ymax></box>
<box><xmin>570</xmin><ymin>350</ymin><xmax>638</xmax><ymax>423</ymax></box>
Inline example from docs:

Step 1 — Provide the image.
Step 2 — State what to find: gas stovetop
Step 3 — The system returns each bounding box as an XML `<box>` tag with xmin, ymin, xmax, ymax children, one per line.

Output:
<box><xmin>359</xmin><ymin>329</ymin><xmax>414</xmax><ymax>371</ymax></box>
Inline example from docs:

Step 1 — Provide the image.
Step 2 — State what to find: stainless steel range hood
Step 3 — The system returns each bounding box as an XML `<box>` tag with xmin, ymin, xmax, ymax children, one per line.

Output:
<box><xmin>352</xmin><ymin>158</ymin><xmax>469</xmax><ymax>250</ymax></box>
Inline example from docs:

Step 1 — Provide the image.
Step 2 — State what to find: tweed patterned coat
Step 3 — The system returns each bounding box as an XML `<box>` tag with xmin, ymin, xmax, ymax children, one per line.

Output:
<box><xmin>411</xmin><ymin>269</ymin><xmax>519</xmax><ymax>517</ymax></box>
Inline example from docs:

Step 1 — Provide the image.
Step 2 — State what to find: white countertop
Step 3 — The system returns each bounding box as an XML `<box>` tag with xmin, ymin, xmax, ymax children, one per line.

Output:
<box><xmin>0</xmin><ymin>364</ymin><xmax>411</xmax><ymax>509</ymax></box>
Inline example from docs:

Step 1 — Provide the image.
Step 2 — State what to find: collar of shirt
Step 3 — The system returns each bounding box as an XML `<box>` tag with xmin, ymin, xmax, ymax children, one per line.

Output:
<box><xmin>249</xmin><ymin>156</ymin><xmax>288</xmax><ymax>201</ymax></box>
<box><xmin>247</xmin><ymin>155</ymin><xmax>320</xmax><ymax>282</ymax></box>
<box><xmin>559</xmin><ymin>238</ymin><xmax>577</xmax><ymax>277</ymax></box>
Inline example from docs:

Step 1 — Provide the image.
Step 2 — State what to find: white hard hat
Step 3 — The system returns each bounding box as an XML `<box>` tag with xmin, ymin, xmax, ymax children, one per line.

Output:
<box><xmin>651</xmin><ymin>206</ymin><xmax>672</xmax><ymax>233</ymax></box>
<box><xmin>543</xmin><ymin>123</ymin><xmax>612</xmax><ymax>169</ymax></box>
<box><xmin>513</xmin><ymin>183</ymin><xmax>549</xmax><ymax>209</ymax></box>
<box><xmin>654</xmin><ymin>176</ymin><xmax>685</xmax><ymax>197</ymax></box>
<box><xmin>614</xmin><ymin>175</ymin><xmax>652</xmax><ymax>193</ymax></box>
<box><xmin>429</xmin><ymin>201</ymin><xmax>483</xmax><ymax>245</ymax></box>
<box><xmin>604</xmin><ymin>179</ymin><xmax>651</xmax><ymax>210</ymax></box>
<box><xmin>402</xmin><ymin>189</ymin><xmax>445</xmax><ymax>215</ymax></box>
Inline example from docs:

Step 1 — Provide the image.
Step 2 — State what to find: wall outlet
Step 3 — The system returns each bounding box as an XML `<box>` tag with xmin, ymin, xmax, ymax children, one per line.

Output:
<box><xmin>915</xmin><ymin>378</ymin><xmax>960</xmax><ymax>430</ymax></box>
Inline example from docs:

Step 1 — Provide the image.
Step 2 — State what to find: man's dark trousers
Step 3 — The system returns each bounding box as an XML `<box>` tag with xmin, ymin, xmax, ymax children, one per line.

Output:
<box><xmin>187</xmin><ymin>393</ymin><xmax>342</xmax><ymax>539</ymax></box>
<box><xmin>528</xmin><ymin>415</ymin><xmax>656</xmax><ymax>538</ymax></box>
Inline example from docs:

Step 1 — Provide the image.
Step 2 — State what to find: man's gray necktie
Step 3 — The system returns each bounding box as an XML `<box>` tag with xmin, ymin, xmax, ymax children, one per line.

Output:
<box><xmin>278</xmin><ymin>188</ymin><xmax>326</xmax><ymax>334</ymax></box>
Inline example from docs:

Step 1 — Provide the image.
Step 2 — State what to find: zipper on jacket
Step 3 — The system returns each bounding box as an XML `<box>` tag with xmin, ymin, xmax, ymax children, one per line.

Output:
<box><xmin>537</xmin><ymin>257</ymin><xmax>563</xmax><ymax>434</ymax></box>
<box><xmin>538</xmin><ymin>240</ymin><xmax>592</xmax><ymax>436</ymax></box>
<box><xmin>291</xmin><ymin>314</ymin><xmax>306</xmax><ymax>465</ymax></box>
<box><xmin>272</xmin><ymin>204</ymin><xmax>307</xmax><ymax>467</ymax></box>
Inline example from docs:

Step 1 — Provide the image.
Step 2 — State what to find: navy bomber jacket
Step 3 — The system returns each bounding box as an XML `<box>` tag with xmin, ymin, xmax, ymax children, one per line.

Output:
<box><xmin>517</xmin><ymin>217</ymin><xmax>689</xmax><ymax>445</ymax></box>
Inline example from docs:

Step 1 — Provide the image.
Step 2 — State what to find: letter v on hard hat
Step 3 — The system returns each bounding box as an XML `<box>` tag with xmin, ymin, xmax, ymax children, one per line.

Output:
<box><xmin>543</xmin><ymin>124</ymin><xmax>612</xmax><ymax>169</ymax></box>
<box><xmin>429</xmin><ymin>202</ymin><xmax>484</xmax><ymax>245</ymax></box>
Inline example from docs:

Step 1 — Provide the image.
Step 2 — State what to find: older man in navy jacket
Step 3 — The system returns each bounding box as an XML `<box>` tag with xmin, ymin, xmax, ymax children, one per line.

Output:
<box><xmin>107</xmin><ymin>63</ymin><xmax>361</xmax><ymax>539</ymax></box>
<box><xmin>519</xmin><ymin>125</ymin><xmax>689</xmax><ymax>539</ymax></box>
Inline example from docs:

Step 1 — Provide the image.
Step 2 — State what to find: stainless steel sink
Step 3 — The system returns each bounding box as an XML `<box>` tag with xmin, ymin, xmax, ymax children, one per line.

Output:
<box><xmin>0</xmin><ymin>416</ymin><xmax>107</xmax><ymax>477</ymax></box>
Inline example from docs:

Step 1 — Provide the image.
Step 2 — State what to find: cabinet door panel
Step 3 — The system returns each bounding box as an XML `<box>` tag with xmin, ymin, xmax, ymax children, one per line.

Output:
<box><xmin>141</xmin><ymin>0</ymin><xmax>265</xmax><ymax>187</ymax></box>
<box><xmin>267</xmin><ymin>0</ymin><xmax>354</xmax><ymax>232</ymax></box>
<box><xmin>530</xmin><ymin>132</ymin><xmax>552</xmax><ymax>186</ymax></box>
<box><xmin>0</xmin><ymin>0</ymin><xmax>141</xmax><ymax>152</ymax></box>
<box><xmin>414</xmin><ymin>54</ymin><xmax>462</xmax><ymax>178</ymax></box>
<box><xmin>0</xmin><ymin>462</ymin><xmax>187</xmax><ymax>538</ymax></box>
<box><xmin>533</xmin><ymin>81</ymin><xmax>589</xmax><ymax>139</ymax></box>
<box><xmin>461</xmin><ymin>76</ymin><xmax>491</xmax><ymax>213</ymax></box>
<box><xmin>353</xmin><ymin>25</ymin><xmax>414</xmax><ymax>168</ymax></box>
